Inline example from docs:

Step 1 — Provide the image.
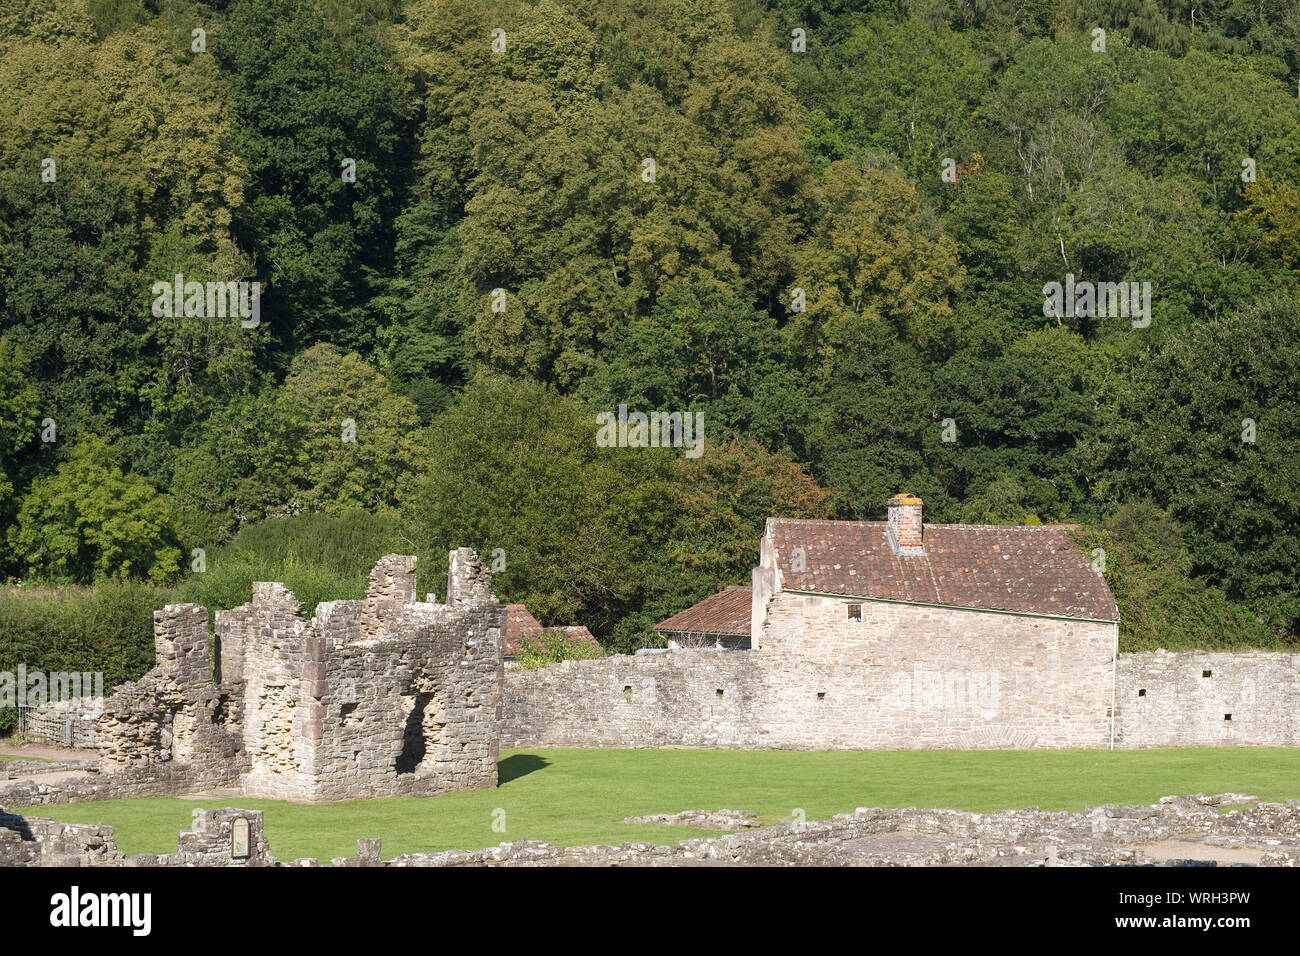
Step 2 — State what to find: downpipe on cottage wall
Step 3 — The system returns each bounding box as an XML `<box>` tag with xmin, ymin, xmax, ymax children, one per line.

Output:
<box><xmin>1110</xmin><ymin>621</ymin><xmax>1118</xmax><ymax>750</ymax></box>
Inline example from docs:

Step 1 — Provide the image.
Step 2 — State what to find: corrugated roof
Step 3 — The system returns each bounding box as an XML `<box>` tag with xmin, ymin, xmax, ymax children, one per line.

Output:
<box><xmin>768</xmin><ymin>519</ymin><xmax>1118</xmax><ymax>622</ymax></box>
<box><xmin>653</xmin><ymin>586</ymin><xmax>753</xmax><ymax>636</ymax></box>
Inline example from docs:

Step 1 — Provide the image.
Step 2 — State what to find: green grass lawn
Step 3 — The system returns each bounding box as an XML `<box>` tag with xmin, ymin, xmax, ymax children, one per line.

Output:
<box><xmin>19</xmin><ymin>747</ymin><xmax>1300</xmax><ymax>861</ymax></box>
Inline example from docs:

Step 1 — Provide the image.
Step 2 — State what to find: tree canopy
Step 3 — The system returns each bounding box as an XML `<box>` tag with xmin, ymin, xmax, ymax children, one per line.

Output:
<box><xmin>1</xmin><ymin>0</ymin><xmax>1297</xmax><ymax>651</ymax></box>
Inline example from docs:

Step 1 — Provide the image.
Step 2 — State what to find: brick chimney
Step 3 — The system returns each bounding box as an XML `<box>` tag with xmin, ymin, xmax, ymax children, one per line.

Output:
<box><xmin>886</xmin><ymin>493</ymin><xmax>925</xmax><ymax>556</ymax></box>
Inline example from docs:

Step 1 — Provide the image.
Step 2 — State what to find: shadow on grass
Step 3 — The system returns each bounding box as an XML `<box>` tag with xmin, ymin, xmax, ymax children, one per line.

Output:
<box><xmin>499</xmin><ymin>753</ymin><xmax>549</xmax><ymax>784</ymax></box>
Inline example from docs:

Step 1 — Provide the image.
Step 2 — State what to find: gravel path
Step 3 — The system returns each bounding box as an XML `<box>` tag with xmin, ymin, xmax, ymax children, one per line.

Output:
<box><xmin>0</xmin><ymin>741</ymin><xmax>87</xmax><ymax>762</ymax></box>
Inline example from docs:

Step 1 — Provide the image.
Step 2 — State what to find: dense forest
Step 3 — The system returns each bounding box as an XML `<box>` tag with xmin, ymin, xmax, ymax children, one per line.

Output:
<box><xmin>2</xmin><ymin>0</ymin><xmax>1299</xmax><ymax>680</ymax></box>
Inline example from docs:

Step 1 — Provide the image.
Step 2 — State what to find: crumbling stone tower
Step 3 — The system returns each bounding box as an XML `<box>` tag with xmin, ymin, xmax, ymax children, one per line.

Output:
<box><xmin>97</xmin><ymin>550</ymin><xmax>505</xmax><ymax>803</ymax></box>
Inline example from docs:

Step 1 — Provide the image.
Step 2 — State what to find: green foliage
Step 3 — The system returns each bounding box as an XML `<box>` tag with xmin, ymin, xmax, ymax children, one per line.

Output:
<box><xmin>516</xmin><ymin>630</ymin><xmax>605</xmax><ymax>670</ymax></box>
<box><xmin>9</xmin><ymin>437</ymin><xmax>182</xmax><ymax>584</ymax></box>
<box><xmin>0</xmin><ymin>580</ymin><xmax>173</xmax><ymax>690</ymax></box>
<box><xmin>403</xmin><ymin>373</ymin><xmax>832</xmax><ymax>650</ymax></box>
<box><xmin>0</xmin><ymin>339</ymin><xmax>39</xmax><ymax>570</ymax></box>
<box><xmin>395</xmin><ymin>0</ymin><xmax>813</xmax><ymax>388</ymax></box>
<box><xmin>797</xmin><ymin>15</ymin><xmax>989</xmax><ymax>184</ymax></box>
<box><xmin>1104</xmin><ymin>294</ymin><xmax>1300</xmax><ymax>625</ymax></box>
<box><xmin>279</xmin><ymin>343</ymin><xmax>423</xmax><ymax>514</ymax></box>
<box><xmin>217</xmin><ymin>0</ymin><xmax>414</xmax><ymax>354</ymax></box>
<box><xmin>0</xmin><ymin>157</ymin><xmax>146</xmax><ymax>441</ymax></box>
<box><xmin>167</xmin><ymin>383</ymin><xmax>299</xmax><ymax>546</ymax></box>
<box><xmin>168</xmin><ymin>344</ymin><xmax>421</xmax><ymax>544</ymax></box>
<box><xmin>178</xmin><ymin>509</ymin><xmax>421</xmax><ymax>616</ymax></box>
<box><xmin>1</xmin><ymin>0</ymin><xmax>1298</xmax><ymax>649</ymax></box>
<box><xmin>401</xmin><ymin>372</ymin><xmax>675</xmax><ymax>637</ymax></box>
<box><xmin>612</xmin><ymin>435</ymin><xmax>834</xmax><ymax>652</ymax></box>
<box><xmin>1074</xmin><ymin>505</ymin><xmax>1282</xmax><ymax>652</ymax></box>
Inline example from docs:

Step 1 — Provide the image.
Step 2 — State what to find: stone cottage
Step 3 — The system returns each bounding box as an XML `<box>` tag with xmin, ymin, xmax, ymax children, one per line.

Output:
<box><xmin>751</xmin><ymin>493</ymin><xmax>1119</xmax><ymax>658</ymax></box>
<box><xmin>504</xmin><ymin>494</ymin><xmax>1123</xmax><ymax>751</ymax></box>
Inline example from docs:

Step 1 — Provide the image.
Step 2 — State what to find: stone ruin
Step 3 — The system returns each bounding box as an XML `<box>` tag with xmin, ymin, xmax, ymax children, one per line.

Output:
<box><xmin>6</xmin><ymin>794</ymin><xmax>1300</xmax><ymax>868</ymax></box>
<box><xmin>91</xmin><ymin>548</ymin><xmax>505</xmax><ymax>803</ymax></box>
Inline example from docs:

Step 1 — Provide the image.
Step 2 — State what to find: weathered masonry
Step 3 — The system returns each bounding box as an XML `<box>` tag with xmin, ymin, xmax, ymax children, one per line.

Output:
<box><xmin>505</xmin><ymin>495</ymin><xmax>1124</xmax><ymax>750</ymax></box>
<box><xmin>94</xmin><ymin>549</ymin><xmax>505</xmax><ymax>803</ymax></box>
<box><xmin>1116</xmin><ymin>651</ymin><xmax>1300</xmax><ymax>747</ymax></box>
<box><xmin>505</xmin><ymin>496</ymin><xmax>1300</xmax><ymax>751</ymax></box>
<box><xmin>503</xmin><ymin>649</ymin><xmax>1300</xmax><ymax>751</ymax></box>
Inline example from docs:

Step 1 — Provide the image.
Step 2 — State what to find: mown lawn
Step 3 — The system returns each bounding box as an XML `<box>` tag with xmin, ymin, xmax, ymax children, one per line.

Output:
<box><xmin>22</xmin><ymin>747</ymin><xmax>1300</xmax><ymax>861</ymax></box>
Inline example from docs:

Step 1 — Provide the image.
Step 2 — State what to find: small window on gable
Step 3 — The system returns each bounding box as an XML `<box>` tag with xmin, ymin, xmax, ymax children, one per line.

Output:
<box><xmin>846</xmin><ymin>603</ymin><xmax>862</xmax><ymax>621</ymax></box>
<box><xmin>1224</xmin><ymin>714</ymin><xmax>1232</xmax><ymax>721</ymax></box>
<box><xmin>1203</xmin><ymin>670</ymin><xmax>1213</xmax><ymax>678</ymax></box>
<box><xmin>1137</xmin><ymin>689</ymin><xmax>1146</xmax><ymax>697</ymax></box>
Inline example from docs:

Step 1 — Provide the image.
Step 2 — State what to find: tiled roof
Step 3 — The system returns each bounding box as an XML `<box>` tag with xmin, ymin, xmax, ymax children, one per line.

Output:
<box><xmin>504</xmin><ymin>605</ymin><xmax>601</xmax><ymax>656</ymax></box>
<box><xmin>504</xmin><ymin>604</ymin><xmax>544</xmax><ymax>657</ymax></box>
<box><xmin>653</xmin><ymin>586</ymin><xmax>753</xmax><ymax>636</ymax></box>
<box><xmin>768</xmin><ymin>519</ymin><xmax>1118</xmax><ymax>622</ymax></box>
<box><xmin>560</xmin><ymin>626</ymin><xmax>601</xmax><ymax>649</ymax></box>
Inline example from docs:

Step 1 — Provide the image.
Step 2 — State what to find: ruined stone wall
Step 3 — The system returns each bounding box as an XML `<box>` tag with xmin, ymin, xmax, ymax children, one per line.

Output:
<box><xmin>227</xmin><ymin>583</ymin><xmax>314</xmax><ymax>800</ymax></box>
<box><xmin>447</xmin><ymin>547</ymin><xmax>494</xmax><ymax>607</ymax></box>
<box><xmin>1116</xmin><ymin>650</ymin><xmax>1300</xmax><ymax>748</ymax></box>
<box><xmin>359</xmin><ymin>554</ymin><xmax>419</xmax><ymax>639</ymax></box>
<box><xmin>12</xmin><ymin>795</ymin><xmax>1300</xmax><ymax>867</ymax></box>
<box><xmin>0</xmin><ymin>764</ymin><xmax>208</xmax><ymax>809</ymax></box>
<box><xmin>98</xmin><ymin>603</ymin><xmax>243</xmax><ymax>785</ymax></box>
<box><xmin>293</xmin><ymin>600</ymin><xmax>504</xmax><ymax>801</ymax></box>
<box><xmin>225</xmin><ymin>556</ymin><xmax>503</xmax><ymax>802</ymax></box>
<box><xmin>0</xmin><ymin>808</ymin><xmax>274</xmax><ymax>867</ymax></box>
<box><xmin>505</xmin><ymin>595</ymin><xmax>1117</xmax><ymax>751</ymax></box>
<box><xmin>81</xmin><ymin>551</ymin><xmax>504</xmax><ymax>805</ymax></box>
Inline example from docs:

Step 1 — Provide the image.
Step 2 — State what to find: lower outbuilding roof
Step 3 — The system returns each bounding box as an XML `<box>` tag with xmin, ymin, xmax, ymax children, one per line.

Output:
<box><xmin>653</xmin><ymin>586</ymin><xmax>753</xmax><ymax>637</ymax></box>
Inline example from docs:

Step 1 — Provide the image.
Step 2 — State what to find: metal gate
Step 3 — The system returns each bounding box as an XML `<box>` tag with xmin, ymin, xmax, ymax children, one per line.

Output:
<box><xmin>16</xmin><ymin>705</ymin><xmax>100</xmax><ymax>749</ymax></box>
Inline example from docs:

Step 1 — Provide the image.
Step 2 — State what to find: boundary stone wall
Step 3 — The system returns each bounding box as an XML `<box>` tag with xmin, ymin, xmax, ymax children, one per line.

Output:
<box><xmin>1116</xmin><ymin>651</ymin><xmax>1300</xmax><ymax>748</ymax></box>
<box><xmin>504</xmin><ymin>642</ymin><xmax>1300</xmax><ymax>752</ymax></box>
<box><xmin>504</xmin><ymin>652</ymin><xmax>1109</xmax><ymax>751</ymax></box>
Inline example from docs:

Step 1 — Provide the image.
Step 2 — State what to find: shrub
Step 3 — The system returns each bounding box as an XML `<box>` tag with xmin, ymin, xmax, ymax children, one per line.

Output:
<box><xmin>179</xmin><ymin>508</ymin><xmax>431</xmax><ymax>616</ymax></box>
<box><xmin>8</xmin><ymin>437</ymin><xmax>182</xmax><ymax>583</ymax></box>
<box><xmin>0</xmin><ymin>580</ymin><xmax>175</xmax><ymax>694</ymax></box>
<box><xmin>517</xmin><ymin>630</ymin><xmax>605</xmax><ymax>671</ymax></box>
